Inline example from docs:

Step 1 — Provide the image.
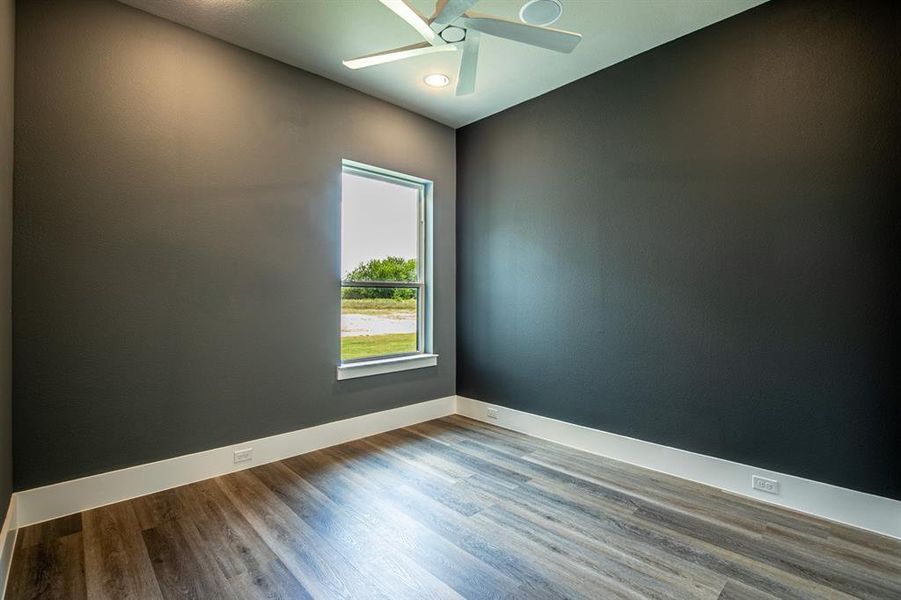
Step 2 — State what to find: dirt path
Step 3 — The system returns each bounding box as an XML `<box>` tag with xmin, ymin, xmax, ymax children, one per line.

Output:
<box><xmin>341</xmin><ymin>312</ymin><xmax>416</xmax><ymax>337</ymax></box>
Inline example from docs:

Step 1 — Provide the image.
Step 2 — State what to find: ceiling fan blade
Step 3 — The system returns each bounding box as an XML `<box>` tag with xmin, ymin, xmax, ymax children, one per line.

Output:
<box><xmin>459</xmin><ymin>13</ymin><xmax>582</xmax><ymax>53</ymax></box>
<box><xmin>343</xmin><ymin>41</ymin><xmax>457</xmax><ymax>70</ymax></box>
<box><xmin>456</xmin><ymin>31</ymin><xmax>480</xmax><ymax>96</ymax></box>
<box><xmin>431</xmin><ymin>0</ymin><xmax>479</xmax><ymax>27</ymax></box>
<box><xmin>380</xmin><ymin>0</ymin><xmax>442</xmax><ymax>45</ymax></box>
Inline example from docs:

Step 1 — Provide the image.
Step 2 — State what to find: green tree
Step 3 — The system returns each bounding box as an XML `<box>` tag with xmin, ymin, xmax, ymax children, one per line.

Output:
<box><xmin>342</xmin><ymin>257</ymin><xmax>417</xmax><ymax>299</ymax></box>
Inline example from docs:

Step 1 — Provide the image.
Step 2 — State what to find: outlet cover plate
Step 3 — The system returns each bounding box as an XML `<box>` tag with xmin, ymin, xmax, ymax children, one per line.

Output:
<box><xmin>233</xmin><ymin>447</ymin><xmax>253</xmax><ymax>464</ymax></box>
<box><xmin>752</xmin><ymin>475</ymin><xmax>779</xmax><ymax>495</ymax></box>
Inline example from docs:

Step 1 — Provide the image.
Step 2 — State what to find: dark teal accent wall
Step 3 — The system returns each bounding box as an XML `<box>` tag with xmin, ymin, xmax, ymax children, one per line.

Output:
<box><xmin>457</xmin><ymin>0</ymin><xmax>900</xmax><ymax>499</ymax></box>
<box><xmin>0</xmin><ymin>0</ymin><xmax>13</xmax><ymax>518</ymax></box>
<box><xmin>13</xmin><ymin>0</ymin><xmax>455</xmax><ymax>489</ymax></box>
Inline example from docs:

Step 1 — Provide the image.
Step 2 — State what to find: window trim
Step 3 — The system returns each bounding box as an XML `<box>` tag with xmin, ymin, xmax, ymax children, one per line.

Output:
<box><xmin>338</xmin><ymin>160</ymin><xmax>436</xmax><ymax>377</ymax></box>
<box><xmin>336</xmin><ymin>353</ymin><xmax>439</xmax><ymax>381</ymax></box>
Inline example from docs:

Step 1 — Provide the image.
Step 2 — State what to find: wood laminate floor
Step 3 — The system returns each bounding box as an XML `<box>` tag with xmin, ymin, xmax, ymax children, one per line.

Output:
<box><xmin>7</xmin><ymin>415</ymin><xmax>901</xmax><ymax>599</ymax></box>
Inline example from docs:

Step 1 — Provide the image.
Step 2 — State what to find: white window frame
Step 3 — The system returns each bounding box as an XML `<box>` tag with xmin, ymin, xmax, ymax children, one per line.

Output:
<box><xmin>337</xmin><ymin>159</ymin><xmax>437</xmax><ymax>380</ymax></box>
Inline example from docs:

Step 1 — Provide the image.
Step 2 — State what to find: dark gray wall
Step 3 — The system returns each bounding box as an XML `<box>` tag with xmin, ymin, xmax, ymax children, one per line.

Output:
<box><xmin>457</xmin><ymin>0</ymin><xmax>900</xmax><ymax>499</ymax></box>
<box><xmin>0</xmin><ymin>0</ymin><xmax>12</xmax><ymax>516</ymax></box>
<box><xmin>14</xmin><ymin>0</ymin><xmax>455</xmax><ymax>489</ymax></box>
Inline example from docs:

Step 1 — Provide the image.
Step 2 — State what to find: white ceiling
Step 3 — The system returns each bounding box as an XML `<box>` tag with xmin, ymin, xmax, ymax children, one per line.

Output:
<box><xmin>118</xmin><ymin>0</ymin><xmax>767</xmax><ymax>128</ymax></box>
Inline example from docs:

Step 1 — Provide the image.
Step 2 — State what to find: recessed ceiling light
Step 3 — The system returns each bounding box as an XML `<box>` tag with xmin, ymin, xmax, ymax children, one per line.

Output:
<box><xmin>423</xmin><ymin>73</ymin><xmax>450</xmax><ymax>88</ymax></box>
<box><xmin>439</xmin><ymin>26</ymin><xmax>466</xmax><ymax>43</ymax></box>
<box><xmin>519</xmin><ymin>0</ymin><xmax>563</xmax><ymax>26</ymax></box>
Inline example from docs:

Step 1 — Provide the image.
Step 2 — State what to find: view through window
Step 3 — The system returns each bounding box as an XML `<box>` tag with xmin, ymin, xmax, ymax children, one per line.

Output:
<box><xmin>340</xmin><ymin>163</ymin><xmax>426</xmax><ymax>362</ymax></box>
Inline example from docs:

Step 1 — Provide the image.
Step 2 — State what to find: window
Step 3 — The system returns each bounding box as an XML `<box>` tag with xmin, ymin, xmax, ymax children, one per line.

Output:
<box><xmin>337</xmin><ymin>160</ymin><xmax>436</xmax><ymax>379</ymax></box>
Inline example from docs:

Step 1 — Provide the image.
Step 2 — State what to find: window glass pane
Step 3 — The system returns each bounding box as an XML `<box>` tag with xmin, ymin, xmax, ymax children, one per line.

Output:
<box><xmin>341</xmin><ymin>287</ymin><xmax>418</xmax><ymax>361</ymax></box>
<box><xmin>341</xmin><ymin>171</ymin><xmax>420</xmax><ymax>282</ymax></box>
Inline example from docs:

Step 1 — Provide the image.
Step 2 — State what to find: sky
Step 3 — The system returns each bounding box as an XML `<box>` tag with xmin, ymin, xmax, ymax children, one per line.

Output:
<box><xmin>341</xmin><ymin>171</ymin><xmax>419</xmax><ymax>277</ymax></box>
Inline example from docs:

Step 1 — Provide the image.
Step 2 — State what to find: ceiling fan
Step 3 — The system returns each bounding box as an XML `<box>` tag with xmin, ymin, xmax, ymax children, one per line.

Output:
<box><xmin>343</xmin><ymin>0</ymin><xmax>582</xmax><ymax>96</ymax></box>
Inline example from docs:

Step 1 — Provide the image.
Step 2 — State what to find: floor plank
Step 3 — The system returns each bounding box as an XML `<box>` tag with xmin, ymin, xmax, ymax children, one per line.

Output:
<box><xmin>216</xmin><ymin>468</ymin><xmax>389</xmax><ymax>599</ymax></box>
<box><xmin>142</xmin><ymin>517</ymin><xmax>239</xmax><ymax>600</ymax></box>
<box><xmin>82</xmin><ymin>502</ymin><xmax>164</xmax><ymax>600</ymax></box>
<box><xmin>6</xmin><ymin>533</ymin><xmax>86</xmax><ymax>600</ymax></box>
<box><xmin>15</xmin><ymin>514</ymin><xmax>83</xmax><ymax>550</ymax></box>
<box><xmin>7</xmin><ymin>416</ymin><xmax>901</xmax><ymax>599</ymax></box>
<box><xmin>175</xmin><ymin>478</ymin><xmax>312</xmax><ymax>599</ymax></box>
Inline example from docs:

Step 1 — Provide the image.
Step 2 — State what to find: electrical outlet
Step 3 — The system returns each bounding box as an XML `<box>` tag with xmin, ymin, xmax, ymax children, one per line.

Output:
<box><xmin>486</xmin><ymin>407</ymin><xmax>499</xmax><ymax>420</ymax></box>
<box><xmin>752</xmin><ymin>475</ymin><xmax>779</xmax><ymax>495</ymax></box>
<box><xmin>233</xmin><ymin>447</ymin><xmax>253</xmax><ymax>464</ymax></box>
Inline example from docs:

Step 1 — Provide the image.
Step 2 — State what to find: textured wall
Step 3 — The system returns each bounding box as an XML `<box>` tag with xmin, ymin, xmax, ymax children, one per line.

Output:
<box><xmin>13</xmin><ymin>0</ymin><xmax>455</xmax><ymax>489</ymax></box>
<box><xmin>0</xmin><ymin>0</ymin><xmax>13</xmax><ymax>516</ymax></box>
<box><xmin>457</xmin><ymin>0</ymin><xmax>900</xmax><ymax>499</ymax></box>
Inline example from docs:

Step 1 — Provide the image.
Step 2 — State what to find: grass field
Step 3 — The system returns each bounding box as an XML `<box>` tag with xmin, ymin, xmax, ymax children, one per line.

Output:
<box><xmin>341</xmin><ymin>298</ymin><xmax>417</xmax><ymax>315</ymax></box>
<box><xmin>341</xmin><ymin>333</ymin><xmax>417</xmax><ymax>361</ymax></box>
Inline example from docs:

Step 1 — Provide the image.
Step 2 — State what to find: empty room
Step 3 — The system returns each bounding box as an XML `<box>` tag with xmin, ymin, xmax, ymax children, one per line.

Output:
<box><xmin>0</xmin><ymin>0</ymin><xmax>899</xmax><ymax>598</ymax></box>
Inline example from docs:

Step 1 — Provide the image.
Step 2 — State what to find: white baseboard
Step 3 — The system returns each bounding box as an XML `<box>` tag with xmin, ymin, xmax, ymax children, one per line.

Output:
<box><xmin>7</xmin><ymin>393</ymin><xmax>900</xmax><ymax>550</ymax></box>
<box><xmin>0</xmin><ymin>496</ymin><xmax>17</xmax><ymax>600</ymax></box>
<box><xmin>456</xmin><ymin>396</ymin><xmax>901</xmax><ymax>541</ymax></box>
<box><xmin>12</xmin><ymin>396</ymin><xmax>456</xmax><ymax>530</ymax></box>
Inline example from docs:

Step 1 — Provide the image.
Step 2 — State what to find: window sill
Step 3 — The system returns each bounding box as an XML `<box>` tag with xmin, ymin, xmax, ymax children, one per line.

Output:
<box><xmin>337</xmin><ymin>353</ymin><xmax>438</xmax><ymax>381</ymax></box>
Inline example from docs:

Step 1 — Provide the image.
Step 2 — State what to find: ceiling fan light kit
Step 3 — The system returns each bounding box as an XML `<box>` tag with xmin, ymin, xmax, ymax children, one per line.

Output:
<box><xmin>519</xmin><ymin>0</ymin><xmax>564</xmax><ymax>27</ymax></box>
<box><xmin>343</xmin><ymin>0</ymin><xmax>582</xmax><ymax>96</ymax></box>
<box><xmin>440</xmin><ymin>25</ymin><xmax>467</xmax><ymax>43</ymax></box>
